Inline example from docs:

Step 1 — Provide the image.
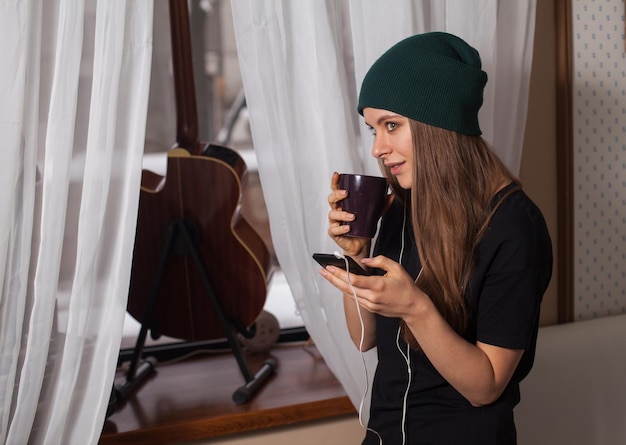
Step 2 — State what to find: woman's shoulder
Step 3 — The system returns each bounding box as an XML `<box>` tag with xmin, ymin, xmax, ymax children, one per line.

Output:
<box><xmin>492</xmin><ymin>186</ymin><xmax>549</xmax><ymax>232</ymax></box>
<box><xmin>475</xmin><ymin>186</ymin><xmax>553</xmax><ymax>284</ymax></box>
<box><xmin>484</xmin><ymin>186</ymin><xmax>553</xmax><ymax>260</ymax></box>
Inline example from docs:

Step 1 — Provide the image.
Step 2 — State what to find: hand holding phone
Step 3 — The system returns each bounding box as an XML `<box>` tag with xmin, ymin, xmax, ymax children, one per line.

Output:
<box><xmin>312</xmin><ymin>252</ymin><xmax>371</xmax><ymax>276</ymax></box>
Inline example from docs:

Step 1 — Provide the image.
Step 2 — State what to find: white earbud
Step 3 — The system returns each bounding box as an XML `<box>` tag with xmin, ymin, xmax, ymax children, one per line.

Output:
<box><xmin>333</xmin><ymin>250</ymin><xmax>345</xmax><ymax>260</ymax></box>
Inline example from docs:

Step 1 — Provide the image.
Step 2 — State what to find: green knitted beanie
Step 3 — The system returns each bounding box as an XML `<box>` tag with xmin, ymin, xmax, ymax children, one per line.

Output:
<box><xmin>358</xmin><ymin>32</ymin><xmax>487</xmax><ymax>136</ymax></box>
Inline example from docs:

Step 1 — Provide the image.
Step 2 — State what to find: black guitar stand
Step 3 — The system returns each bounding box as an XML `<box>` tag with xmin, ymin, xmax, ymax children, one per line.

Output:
<box><xmin>109</xmin><ymin>218</ymin><xmax>277</xmax><ymax>417</ymax></box>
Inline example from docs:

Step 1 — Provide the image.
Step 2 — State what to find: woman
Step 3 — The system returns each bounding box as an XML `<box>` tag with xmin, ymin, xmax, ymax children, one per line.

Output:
<box><xmin>320</xmin><ymin>32</ymin><xmax>552</xmax><ymax>444</ymax></box>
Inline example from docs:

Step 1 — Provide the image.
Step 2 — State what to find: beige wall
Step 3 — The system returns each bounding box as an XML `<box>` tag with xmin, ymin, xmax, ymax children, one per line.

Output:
<box><xmin>569</xmin><ymin>0</ymin><xmax>626</xmax><ymax>320</ymax></box>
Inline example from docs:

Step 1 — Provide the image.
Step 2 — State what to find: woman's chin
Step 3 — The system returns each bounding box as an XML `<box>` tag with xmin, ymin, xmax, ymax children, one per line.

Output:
<box><xmin>396</xmin><ymin>176</ymin><xmax>412</xmax><ymax>190</ymax></box>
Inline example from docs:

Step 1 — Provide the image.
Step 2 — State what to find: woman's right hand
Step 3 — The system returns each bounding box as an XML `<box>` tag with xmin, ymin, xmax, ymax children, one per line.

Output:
<box><xmin>327</xmin><ymin>172</ymin><xmax>371</xmax><ymax>258</ymax></box>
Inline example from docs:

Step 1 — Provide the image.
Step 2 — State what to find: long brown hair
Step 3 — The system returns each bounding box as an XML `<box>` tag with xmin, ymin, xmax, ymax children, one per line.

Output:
<box><xmin>382</xmin><ymin>119</ymin><xmax>519</xmax><ymax>349</ymax></box>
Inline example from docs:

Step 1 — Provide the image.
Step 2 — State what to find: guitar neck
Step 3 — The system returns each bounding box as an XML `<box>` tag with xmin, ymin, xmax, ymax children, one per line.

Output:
<box><xmin>169</xmin><ymin>0</ymin><xmax>200</xmax><ymax>154</ymax></box>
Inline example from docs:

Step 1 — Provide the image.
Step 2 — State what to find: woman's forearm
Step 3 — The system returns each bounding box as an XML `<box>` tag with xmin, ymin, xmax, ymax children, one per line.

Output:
<box><xmin>404</xmin><ymin>298</ymin><xmax>523</xmax><ymax>406</ymax></box>
<box><xmin>343</xmin><ymin>293</ymin><xmax>377</xmax><ymax>351</ymax></box>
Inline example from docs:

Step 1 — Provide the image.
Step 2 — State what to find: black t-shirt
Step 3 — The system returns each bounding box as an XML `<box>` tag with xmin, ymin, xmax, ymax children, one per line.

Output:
<box><xmin>364</xmin><ymin>184</ymin><xmax>553</xmax><ymax>445</ymax></box>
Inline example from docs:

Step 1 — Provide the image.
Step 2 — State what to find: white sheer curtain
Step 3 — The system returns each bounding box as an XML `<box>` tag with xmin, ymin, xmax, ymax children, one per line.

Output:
<box><xmin>231</xmin><ymin>0</ymin><xmax>536</xmax><ymax>411</ymax></box>
<box><xmin>0</xmin><ymin>1</ymin><xmax>153</xmax><ymax>443</ymax></box>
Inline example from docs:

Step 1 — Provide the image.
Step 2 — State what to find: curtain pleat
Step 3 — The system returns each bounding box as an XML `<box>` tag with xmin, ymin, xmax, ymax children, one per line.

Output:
<box><xmin>0</xmin><ymin>1</ymin><xmax>153</xmax><ymax>443</ymax></box>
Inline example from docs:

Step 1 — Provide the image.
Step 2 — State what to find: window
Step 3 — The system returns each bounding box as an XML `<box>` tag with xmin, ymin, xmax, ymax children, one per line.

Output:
<box><xmin>122</xmin><ymin>0</ymin><xmax>303</xmax><ymax>348</ymax></box>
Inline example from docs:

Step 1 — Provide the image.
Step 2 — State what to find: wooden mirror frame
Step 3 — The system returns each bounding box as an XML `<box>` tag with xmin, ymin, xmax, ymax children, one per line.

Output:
<box><xmin>555</xmin><ymin>0</ymin><xmax>574</xmax><ymax>323</ymax></box>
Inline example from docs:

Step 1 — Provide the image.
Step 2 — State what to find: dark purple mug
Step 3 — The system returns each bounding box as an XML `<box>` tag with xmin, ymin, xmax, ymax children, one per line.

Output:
<box><xmin>338</xmin><ymin>173</ymin><xmax>388</xmax><ymax>238</ymax></box>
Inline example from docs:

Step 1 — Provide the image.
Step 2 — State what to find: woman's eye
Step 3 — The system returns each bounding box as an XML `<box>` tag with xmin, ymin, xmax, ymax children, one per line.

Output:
<box><xmin>386</xmin><ymin>122</ymin><xmax>397</xmax><ymax>131</ymax></box>
<box><xmin>367</xmin><ymin>125</ymin><xmax>376</xmax><ymax>136</ymax></box>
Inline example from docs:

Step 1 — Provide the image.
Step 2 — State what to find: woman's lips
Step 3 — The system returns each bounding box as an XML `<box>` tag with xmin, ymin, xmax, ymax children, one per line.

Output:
<box><xmin>386</xmin><ymin>161</ymin><xmax>404</xmax><ymax>176</ymax></box>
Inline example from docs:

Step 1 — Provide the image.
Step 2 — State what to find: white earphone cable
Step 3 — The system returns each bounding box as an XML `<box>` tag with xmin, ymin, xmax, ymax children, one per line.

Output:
<box><xmin>338</xmin><ymin>200</ymin><xmax>419</xmax><ymax>445</ymax></box>
<box><xmin>338</xmin><ymin>252</ymin><xmax>383</xmax><ymax>445</ymax></box>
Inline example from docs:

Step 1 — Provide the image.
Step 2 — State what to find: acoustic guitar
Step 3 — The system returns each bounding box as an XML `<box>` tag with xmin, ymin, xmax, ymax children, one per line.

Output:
<box><xmin>126</xmin><ymin>0</ymin><xmax>274</xmax><ymax>342</ymax></box>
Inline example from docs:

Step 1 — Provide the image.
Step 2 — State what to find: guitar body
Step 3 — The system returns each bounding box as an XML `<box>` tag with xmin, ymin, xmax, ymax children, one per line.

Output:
<box><xmin>127</xmin><ymin>145</ymin><xmax>274</xmax><ymax>341</ymax></box>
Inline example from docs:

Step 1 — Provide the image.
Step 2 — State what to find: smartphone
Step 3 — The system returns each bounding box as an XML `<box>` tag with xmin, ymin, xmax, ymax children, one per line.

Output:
<box><xmin>312</xmin><ymin>253</ymin><xmax>372</xmax><ymax>276</ymax></box>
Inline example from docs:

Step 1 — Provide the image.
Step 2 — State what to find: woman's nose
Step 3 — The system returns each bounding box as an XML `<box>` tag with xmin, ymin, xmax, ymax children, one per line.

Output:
<box><xmin>371</xmin><ymin>136</ymin><xmax>390</xmax><ymax>159</ymax></box>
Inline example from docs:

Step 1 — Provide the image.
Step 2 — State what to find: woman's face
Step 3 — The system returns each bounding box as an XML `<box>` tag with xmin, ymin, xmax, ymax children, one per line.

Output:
<box><xmin>363</xmin><ymin>107</ymin><xmax>413</xmax><ymax>189</ymax></box>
